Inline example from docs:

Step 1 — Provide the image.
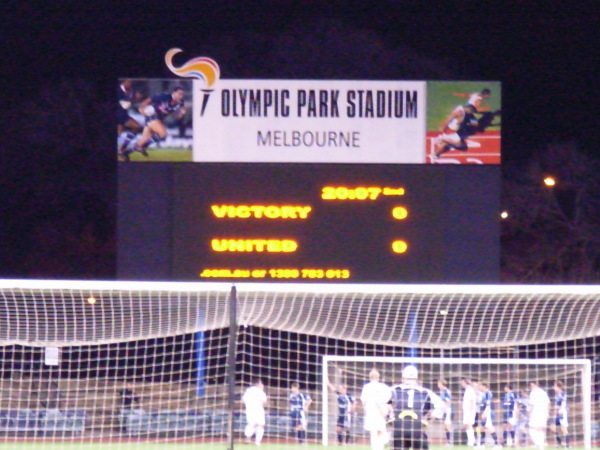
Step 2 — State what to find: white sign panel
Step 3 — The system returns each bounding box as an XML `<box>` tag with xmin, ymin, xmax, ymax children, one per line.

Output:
<box><xmin>45</xmin><ymin>347</ymin><xmax>60</xmax><ymax>366</ymax></box>
<box><xmin>193</xmin><ymin>80</ymin><xmax>426</xmax><ymax>163</ymax></box>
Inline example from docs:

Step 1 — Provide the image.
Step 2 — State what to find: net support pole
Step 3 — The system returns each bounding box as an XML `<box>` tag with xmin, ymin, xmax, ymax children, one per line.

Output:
<box><xmin>195</xmin><ymin>307</ymin><xmax>205</xmax><ymax>397</ymax></box>
<box><xmin>406</xmin><ymin>312</ymin><xmax>418</xmax><ymax>358</ymax></box>
<box><xmin>227</xmin><ymin>285</ymin><xmax>238</xmax><ymax>450</ymax></box>
<box><xmin>322</xmin><ymin>356</ymin><xmax>330</xmax><ymax>446</ymax></box>
<box><xmin>582</xmin><ymin>359</ymin><xmax>592</xmax><ymax>450</ymax></box>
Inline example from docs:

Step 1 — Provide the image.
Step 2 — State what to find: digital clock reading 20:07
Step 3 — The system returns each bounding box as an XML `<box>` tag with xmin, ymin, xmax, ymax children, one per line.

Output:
<box><xmin>118</xmin><ymin>164</ymin><xmax>500</xmax><ymax>283</ymax></box>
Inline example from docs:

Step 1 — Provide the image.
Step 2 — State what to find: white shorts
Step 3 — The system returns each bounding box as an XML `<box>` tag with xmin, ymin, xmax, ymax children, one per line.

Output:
<box><xmin>444</xmin><ymin>409</ymin><xmax>452</xmax><ymax>426</ymax></box>
<box><xmin>463</xmin><ymin>410</ymin><xmax>476</xmax><ymax>426</ymax></box>
<box><xmin>482</xmin><ymin>414</ymin><xmax>494</xmax><ymax>429</ymax></box>
<box><xmin>364</xmin><ymin>411</ymin><xmax>387</xmax><ymax>432</ymax></box>
<box><xmin>246</xmin><ymin>408</ymin><xmax>266</xmax><ymax>427</ymax></box>
<box><xmin>557</xmin><ymin>414</ymin><xmax>568</xmax><ymax>427</ymax></box>
<box><xmin>439</xmin><ymin>132</ymin><xmax>461</xmax><ymax>146</ymax></box>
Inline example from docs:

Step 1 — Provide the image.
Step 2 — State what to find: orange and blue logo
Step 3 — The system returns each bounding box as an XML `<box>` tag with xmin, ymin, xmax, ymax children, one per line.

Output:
<box><xmin>165</xmin><ymin>48</ymin><xmax>220</xmax><ymax>115</ymax></box>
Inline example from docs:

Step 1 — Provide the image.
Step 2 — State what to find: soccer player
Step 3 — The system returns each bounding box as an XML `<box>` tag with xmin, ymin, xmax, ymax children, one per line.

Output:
<box><xmin>327</xmin><ymin>379</ymin><xmax>357</xmax><ymax>445</ymax></box>
<box><xmin>118</xmin><ymin>381</ymin><xmax>140</xmax><ymax>431</ymax></box>
<box><xmin>390</xmin><ymin>365</ymin><xmax>433</xmax><ymax>449</ymax></box>
<box><xmin>528</xmin><ymin>381</ymin><xmax>550</xmax><ymax>450</ymax></box>
<box><xmin>461</xmin><ymin>378</ymin><xmax>478</xmax><ymax>447</ymax></box>
<box><xmin>289</xmin><ymin>382</ymin><xmax>312</xmax><ymax>444</ymax></box>
<box><xmin>242</xmin><ymin>379</ymin><xmax>267</xmax><ymax>446</ymax></box>
<box><xmin>437</xmin><ymin>378</ymin><xmax>453</xmax><ymax>446</ymax></box>
<box><xmin>501</xmin><ymin>384</ymin><xmax>518</xmax><ymax>446</ymax></box>
<box><xmin>478</xmin><ymin>382</ymin><xmax>501</xmax><ymax>448</ymax></box>
<box><xmin>360</xmin><ymin>369</ymin><xmax>392</xmax><ymax>450</ymax></box>
<box><xmin>118</xmin><ymin>381</ymin><xmax>140</xmax><ymax>410</ymax></box>
<box><xmin>552</xmin><ymin>381</ymin><xmax>570</xmax><ymax>448</ymax></box>
<box><xmin>516</xmin><ymin>389</ymin><xmax>530</xmax><ymax>446</ymax></box>
<box><xmin>126</xmin><ymin>86</ymin><xmax>187</xmax><ymax>157</ymax></box>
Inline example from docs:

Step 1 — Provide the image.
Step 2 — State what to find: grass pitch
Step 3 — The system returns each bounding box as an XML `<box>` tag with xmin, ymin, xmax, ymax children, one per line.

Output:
<box><xmin>120</xmin><ymin>148</ymin><xmax>192</xmax><ymax>163</ymax></box>
<box><xmin>0</xmin><ymin>444</ymin><xmax>589</xmax><ymax>450</ymax></box>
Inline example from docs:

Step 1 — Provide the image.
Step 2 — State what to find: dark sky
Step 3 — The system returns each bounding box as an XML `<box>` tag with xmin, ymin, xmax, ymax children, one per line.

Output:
<box><xmin>2</xmin><ymin>1</ymin><xmax>598</xmax><ymax>280</ymax></box>
<box><xmin>4</xmin><ymin>1</ymin><xmax>596</xmax><ymax>154</ymax></box>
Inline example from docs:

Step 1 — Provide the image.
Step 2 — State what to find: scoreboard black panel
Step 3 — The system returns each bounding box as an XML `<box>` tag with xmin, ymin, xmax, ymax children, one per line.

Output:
<box><xmin>118</xmin><ymin>164</ymin><xmax>499</xmax><ymax>283</ymax></box>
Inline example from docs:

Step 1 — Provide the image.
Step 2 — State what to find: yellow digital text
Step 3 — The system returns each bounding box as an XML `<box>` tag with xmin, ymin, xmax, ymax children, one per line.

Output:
<box><xmin>211</xmin><ymin>205</ymin><xmax>312</xmax><ymax>219</ymax></box>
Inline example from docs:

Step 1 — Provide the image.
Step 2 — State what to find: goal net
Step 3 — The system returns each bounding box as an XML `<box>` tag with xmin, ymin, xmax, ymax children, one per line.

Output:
<box><xmin>0</xmin><ymin>280</ymin><xmax>599</xmax><ymax>449</ymax></box>
<box><xmin>322</xmin><ymin>356</ymin><xmax>592</xmax><ymax>447</ymax></box>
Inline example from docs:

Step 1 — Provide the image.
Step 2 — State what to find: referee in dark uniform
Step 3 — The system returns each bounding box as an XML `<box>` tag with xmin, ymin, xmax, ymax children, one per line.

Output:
<box><xmin>391</xmin><ymin>366</ymin><xmax>433</xmax><ymax>449</ymax></box>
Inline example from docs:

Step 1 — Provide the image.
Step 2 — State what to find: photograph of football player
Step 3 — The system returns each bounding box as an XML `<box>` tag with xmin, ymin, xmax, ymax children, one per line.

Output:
<box><xmin>118</xmin><ymin>81</ymin><xmax>192</xmax><ymax>162</ymax></box>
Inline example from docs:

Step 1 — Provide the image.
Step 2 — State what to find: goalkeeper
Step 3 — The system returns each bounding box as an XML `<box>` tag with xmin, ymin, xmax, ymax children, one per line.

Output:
<box><xmin>390</xmin><ymin>366</ymin><xmax>433</xmax><ymax>449</ymax></box>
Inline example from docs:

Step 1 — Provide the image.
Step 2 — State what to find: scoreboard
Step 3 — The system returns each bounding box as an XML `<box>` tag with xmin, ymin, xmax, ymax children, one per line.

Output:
<box><xmin>118</xmin><ymin>163</ymin><xmax>499</xmax><ymax>283</ymax></box>
<box><xmin>117</xmin><ymin>67</ymin><xmax>501</xmax><ymax>283</ymax></box>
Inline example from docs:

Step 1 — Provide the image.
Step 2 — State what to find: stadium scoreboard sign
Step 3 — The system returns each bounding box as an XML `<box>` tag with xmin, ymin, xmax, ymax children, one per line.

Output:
<box><xmin>117</xmin><ymin>49</ymin><xmax>501</xmax><ymax>283</ymax></box>
<box><xmin>195</xmin><ymin>79</ymin><xmax>426</xmax><ymax>164</ymax></box>
<box><xmin>118</xmin><ymin>164</ymin><xmax>499</xmax><ymax>283</ymax></box>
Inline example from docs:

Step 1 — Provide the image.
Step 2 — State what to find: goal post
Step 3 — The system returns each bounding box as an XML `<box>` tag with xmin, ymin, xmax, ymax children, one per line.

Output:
<box><xmin>0</xmin><ymin>279</ymin><xmax>599</xmax><ymax>448</ymax></box>
<box><xmin>322</xmin><ymin>356</ymin><xmax>593</xmax><ymax>449</ymax></box>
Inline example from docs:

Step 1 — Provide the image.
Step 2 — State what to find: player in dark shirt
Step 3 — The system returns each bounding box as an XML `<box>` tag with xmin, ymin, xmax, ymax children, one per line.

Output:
<box><xmin>478</xmin><ymin>382</ymin><xmax>500</xmax><ymax>448</ymax></box>
<box><xmin>553</xmin><ymin>381</ymin><xmax>570</xmax><ymax>448</ymax></box>
<box><xmin>390</xmin><ymin>366</ymin><xmax>433</xmax><ymax>449</ymax></box>
<box><xmin>502</xmin><ymin>384</ymin><xmax>517</xmax><ymax>446</ymax></box>
<box><xmin>125</xmin><ymin>86</ymin><xmax>186</xmax><ymax>157</ymax></box>
<box><xmin>327</xmin><ymin>379</ymin><xmax>357</xmax><ymax>445</ymax></box>
<box><xmin>118</xmin><ymin>382</ymin><xmax>140</xmax><ymax>432</ymax></box>
<box><xmin>289</xmin><ymin>382</ymin><xmax>312</xmax><ymax>444</ymax></box>
<box><xmin>119</xmin><ymin>383</ymin><xmax>139</xmax><ymax>409</ymax></box>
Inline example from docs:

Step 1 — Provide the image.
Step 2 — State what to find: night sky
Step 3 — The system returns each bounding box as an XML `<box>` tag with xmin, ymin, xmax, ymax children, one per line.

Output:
<box><xmin>2</xmin><ymin>1</ymin><xmax>598</xmax><ymax>280</ymax></box>
<box><xmin>5</xmin><ymin>2</ymin><xmax>595</xmax><ymax>152</ymax></box>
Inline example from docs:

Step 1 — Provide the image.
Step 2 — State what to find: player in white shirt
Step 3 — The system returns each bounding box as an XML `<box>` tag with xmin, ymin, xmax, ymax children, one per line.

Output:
<box><xmin>242</xmin><ymin>379</ymin><xmax>267</xmax><ymax>446</ymax></box>
<box><xmin>516</xmin><ymin>389</ymin><xmax>530</xmax><ymax>446</ymax></box>
<box><xmin>471</xmin><ymin>379</ymin><xmax>484</xmax><ymax>446</ymax></box>
<box><xmin>528</xmin><ymin>381</ymin><xmax>550</xmax><ymax>449</ymax></box>
<box><xmin>461</xmin><ymin>378</ymin><xmax>478</xmax><ymax>447</ymax></box>
<box><xmin>360</xmin><ymin>369</ymin><xmax>392</xmax><ymax>450</ymax></box>
<box><xmin>433</xmin><ymin>103</ymin><xmax>478</xmax><ymax>158</ymax></box>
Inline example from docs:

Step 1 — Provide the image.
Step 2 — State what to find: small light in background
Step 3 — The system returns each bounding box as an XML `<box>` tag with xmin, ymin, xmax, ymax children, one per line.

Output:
<box><xmin>500</xmin><ymin>211</ymin><xmax>509</xmax><ymax>219</ymax></box>
<box><xmin>87</xmin><ymin>296</ymin><xmax>97</xmax><ymax>305</ymax></box>
<box><xmin>543</xmin><ymin>176</ymin><xmax>556</xmax><ymax>187</ymax></box>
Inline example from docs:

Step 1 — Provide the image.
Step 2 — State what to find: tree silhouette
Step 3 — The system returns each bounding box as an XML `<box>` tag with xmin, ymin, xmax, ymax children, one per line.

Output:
<box><xmin>501</xmin><ymin>142</ymin><xmax>600</xmax><ymax>282</ymax></box>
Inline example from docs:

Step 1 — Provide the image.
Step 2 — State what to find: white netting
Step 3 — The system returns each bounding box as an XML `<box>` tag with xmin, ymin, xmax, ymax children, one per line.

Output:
<box><xmin>322</xmin><ymin>357</ymin><xmax>593</xmax><ymax>448</ymax></box>
<box><xmin>2</xmin><ymin>282</ymin><xmax>599</xmax><ymax>348</ymax></box>
<box><xmin>0</xmin><ymin>280</ymin><xmax>598</xmax><ymax>448</ymax></box>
